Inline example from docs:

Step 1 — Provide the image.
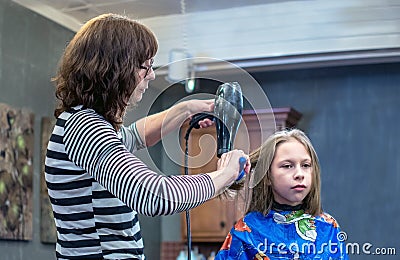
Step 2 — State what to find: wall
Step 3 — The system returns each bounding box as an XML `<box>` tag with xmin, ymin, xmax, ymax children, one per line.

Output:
<box><xmin>0</xmin><ymin>1</ymin><xmax>162</xmax><ymax>259</ymax></box>
<box><xmin>0</xmin><ymin>0</ymin><xmax>72</xmax><ymax>259</ymax></box>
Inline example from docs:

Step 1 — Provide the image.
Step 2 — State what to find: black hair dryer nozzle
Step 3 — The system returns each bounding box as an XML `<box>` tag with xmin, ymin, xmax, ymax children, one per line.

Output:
<box><xmin>214</xmin><ymin>82</ymin><xmax>243</xmax><ymax>158</ymax></box>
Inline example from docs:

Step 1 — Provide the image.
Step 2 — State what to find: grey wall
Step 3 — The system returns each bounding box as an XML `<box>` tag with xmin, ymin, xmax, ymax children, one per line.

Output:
<box><xmin>0</xmin><ymin>0</ymin><xmax>73</xmax><ymax>259</ymax></box>
<box><xmin>252</xmin><ymin>63</ymin><xmax>400</xmax><ymax>259</ymax></box>
<box><xmin>0</xmin><ymin>1</ymin><xmax>162</xmax><ymax>259</ymax></box>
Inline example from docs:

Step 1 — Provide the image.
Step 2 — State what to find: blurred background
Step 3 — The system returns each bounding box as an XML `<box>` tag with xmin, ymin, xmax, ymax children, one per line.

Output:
<box><xmin>0</xmin><ymin>0</ymin><xmax>399</xmax><ymax>259</ymax></box>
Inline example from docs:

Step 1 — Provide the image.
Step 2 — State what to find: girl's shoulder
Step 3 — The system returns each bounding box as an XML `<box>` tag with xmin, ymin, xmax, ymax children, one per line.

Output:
<box><xmin>235</xmin><ymin>212</ymin><xmax>268</xmax><ymax>228</ymax></box>
<box><xmin>243</xmin><ymin>211</ymin><xmax>269</xmax><ymax>221</ymax></box>
<box><xmin>240</xmin><ymin>211</ymin><xmax>277</xmax><ymax>229</ymax></box>
<box><xmin>316</xmin><ymin>211</ymin><xmax>340</xmax><ymax>228</ymax></box>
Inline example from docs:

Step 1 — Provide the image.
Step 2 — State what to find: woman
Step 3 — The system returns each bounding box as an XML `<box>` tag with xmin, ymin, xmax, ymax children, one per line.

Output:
<box><xmin>45</xmin><ymin>13</ymin><xmax>249</xmax><ymax>259</ymax></box>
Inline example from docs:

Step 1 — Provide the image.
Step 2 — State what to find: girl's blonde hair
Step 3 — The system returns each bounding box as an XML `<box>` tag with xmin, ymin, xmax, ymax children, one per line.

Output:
<box><xmin>246</xmin><ymin>128</ymin><xmax>322</xmax><ymax>216</ymax></box>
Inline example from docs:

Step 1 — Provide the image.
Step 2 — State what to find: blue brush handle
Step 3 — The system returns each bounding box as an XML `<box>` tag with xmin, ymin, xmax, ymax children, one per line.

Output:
<box><xmin>236</xmin><ymin>157</ymin><xmax>247</xmax><ymax>182</ymax></box>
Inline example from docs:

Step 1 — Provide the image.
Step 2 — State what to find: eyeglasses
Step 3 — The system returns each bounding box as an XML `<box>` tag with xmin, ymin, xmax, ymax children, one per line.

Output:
<box><xmin>139</xmin><ymin>58</ymin><xmax>154</xmax><ymax>78</ymax></box>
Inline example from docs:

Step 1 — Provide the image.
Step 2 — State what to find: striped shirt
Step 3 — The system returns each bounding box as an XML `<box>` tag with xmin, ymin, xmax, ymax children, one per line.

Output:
<box><xmin>45</xmin><ymin>106</ymin><xmax>215</xmax><ymax>259</ymax></box>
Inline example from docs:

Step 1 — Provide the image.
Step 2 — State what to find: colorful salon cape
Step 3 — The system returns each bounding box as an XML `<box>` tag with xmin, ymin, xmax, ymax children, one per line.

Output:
<box><xmin>215</xmin><ymin>209</ymin><xmax>349</xmax><ymax>260</ymax></box>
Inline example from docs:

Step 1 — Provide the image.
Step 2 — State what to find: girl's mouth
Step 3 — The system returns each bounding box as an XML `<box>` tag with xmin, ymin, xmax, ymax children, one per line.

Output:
<box><xmin>291</xmin><ymin>184</ymin><xmax>306</xmax><ymax>191</ymax></box>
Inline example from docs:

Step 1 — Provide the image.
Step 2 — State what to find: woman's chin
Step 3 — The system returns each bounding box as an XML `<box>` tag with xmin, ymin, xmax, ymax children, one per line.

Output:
<box><xmin>132</xmin><ymin>93</ymin><xmax>143</xmax><ymax>103</ymax></box>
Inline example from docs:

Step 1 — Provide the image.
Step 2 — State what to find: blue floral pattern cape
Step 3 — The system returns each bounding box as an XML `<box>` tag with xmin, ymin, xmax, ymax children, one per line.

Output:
<box><xmin>215</xmin><ymin>210</ymin><xmax>349</xmax><ymax>260</ymax></box>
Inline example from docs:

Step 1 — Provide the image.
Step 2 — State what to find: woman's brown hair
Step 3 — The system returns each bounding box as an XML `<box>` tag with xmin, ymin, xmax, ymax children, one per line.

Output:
<box><xmin>53</xmin><ymin>13</ymin><xmax>158</xmax><ymax>130</ymax></box>
<box><xmin>246</xmin><ymin>129</ymin><xmax>322</xmax><ymax>216</ymax></box>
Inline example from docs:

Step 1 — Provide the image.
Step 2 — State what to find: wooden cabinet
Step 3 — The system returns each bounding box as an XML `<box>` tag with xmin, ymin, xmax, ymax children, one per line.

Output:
<box><xmin>180</xmin><ymin>108</ymin><xmax>302</xmax><ymax>242</ymax></box>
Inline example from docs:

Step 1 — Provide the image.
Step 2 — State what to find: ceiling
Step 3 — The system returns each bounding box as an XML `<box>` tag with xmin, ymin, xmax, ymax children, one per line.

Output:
<box><xmin>14</xmin><ymin>0</ymin><xmax>279</xmax><ymax>31</ymax></box>
<box><xmin>14</xmin><ymin>0</ymin><xmax>400</xmax><ymax>74</ymax></box>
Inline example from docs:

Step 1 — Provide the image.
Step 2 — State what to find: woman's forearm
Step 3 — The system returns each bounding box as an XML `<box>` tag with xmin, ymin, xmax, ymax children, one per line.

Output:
<box><xmin>134</xmin><ymin>99</ymin><xmax>214</xmax><ymax>147</ymax></box>
<box><xmin>135</xmin><ymin>102</ymin><xmax>189</xmax><ymax>146</ymax></box>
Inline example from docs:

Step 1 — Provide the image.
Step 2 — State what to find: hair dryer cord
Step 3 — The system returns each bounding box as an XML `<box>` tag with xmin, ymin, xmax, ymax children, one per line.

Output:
<box><xmin>184</xmin><ymin>134</ymin><xmax>192</xmax><ymax>260</ymax></box>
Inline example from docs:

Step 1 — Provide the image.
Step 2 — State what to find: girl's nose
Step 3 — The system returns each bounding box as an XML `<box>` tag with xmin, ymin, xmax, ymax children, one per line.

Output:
<box><xmin>293</xmin><ymin>165</ymin><xmax>305</xmax><ymax>180</ymax></box>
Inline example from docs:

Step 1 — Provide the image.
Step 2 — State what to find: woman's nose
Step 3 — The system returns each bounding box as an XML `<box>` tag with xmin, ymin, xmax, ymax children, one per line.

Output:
<box><xmin>147</xmin><ymin>68</ymin><xmax>155</xmax><ymax>80</ymax></box>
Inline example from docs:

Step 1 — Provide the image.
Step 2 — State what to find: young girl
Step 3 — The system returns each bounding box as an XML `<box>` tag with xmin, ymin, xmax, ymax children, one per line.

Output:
<box><xmin>216</xmin><ymin>129</ymin><xmax>349</xmax><ymax>259</ymax></box>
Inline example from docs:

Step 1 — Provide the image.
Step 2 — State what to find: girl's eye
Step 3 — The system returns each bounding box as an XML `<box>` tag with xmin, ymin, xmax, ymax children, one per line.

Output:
<box><xmin>281</xmin><ymin>164</ymin><xmax>292</xmax><ymax>169</ymax></box>
<box><xmin>302</xmin><ymin>163</ymin><xmax>312</xmax><ymax>168</ymax></box>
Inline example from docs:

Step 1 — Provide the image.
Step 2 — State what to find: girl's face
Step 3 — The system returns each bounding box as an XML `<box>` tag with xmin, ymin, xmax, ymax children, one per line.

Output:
<box><xmin>270</xmin><ymin>138</ymin><xmax>312</xmax><ymax>206</ymax></box>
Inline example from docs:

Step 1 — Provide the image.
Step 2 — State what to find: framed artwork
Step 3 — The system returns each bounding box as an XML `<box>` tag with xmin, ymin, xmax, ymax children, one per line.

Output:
<box><xmin>0</xmin><ymin>103</ymin><xmax>34</xmax><ymax>240</ymax></box>
<box><xmin>40</xmin><ymin>117</ymin><xmax>57</xmax><ymax>243</ymax></box>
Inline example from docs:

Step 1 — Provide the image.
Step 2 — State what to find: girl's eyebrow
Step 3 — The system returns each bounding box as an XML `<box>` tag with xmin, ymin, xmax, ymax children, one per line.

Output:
<box><xmin>277</xmin><ymin>158</ymin><xmax>311</xmax><ymax>163</ymax></box>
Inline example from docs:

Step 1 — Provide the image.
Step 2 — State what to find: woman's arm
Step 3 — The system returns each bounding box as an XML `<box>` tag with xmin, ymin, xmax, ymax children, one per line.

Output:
<box><xmin>120</xmin><ymin>122</ymin><xmax>146</xmax><ymax>153</ymax></box>
<box><xmin>63</xmin><ymin>110</ymin><xmax>246</xmax><ymax>216</ymax></box>
<box><xmin>134</xmin><ymin>99</ymin><xmax>214</xmax><ymax>147</ymax></box>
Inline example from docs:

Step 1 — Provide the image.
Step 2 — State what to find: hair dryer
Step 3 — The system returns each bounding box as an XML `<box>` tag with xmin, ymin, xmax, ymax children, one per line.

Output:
<box><xmin>185</xmin><ymin>83</ymin><xmax>244</xmax><ymax>260</ymax></box>
<box><xmin>189</xmin><ymin>82</ymin><xmax>243</xmax><ymax>158</ymax></box>
<box><xmin>214</xmin><ymin>82</ymin><xmax>243</xmax><ymax>158</ymax></box>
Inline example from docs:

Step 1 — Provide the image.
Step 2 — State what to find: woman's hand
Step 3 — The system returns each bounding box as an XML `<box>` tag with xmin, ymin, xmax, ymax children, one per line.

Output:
<box><xmin>186</xmin><ymin>99</ymin><xmax>215</xmax><ymax>115</ymax></box>
<box><xmin>185</xmin><ymin>99</ymin><xmax>215</xmax><ymax>128</ymax></box>
<box><xmin>208</xmin><ymin>149</ymin><xmax>250</xmax><ymax>196</ymax></box>
<box><xmin>217</xmin><ymin>150</ymin><xmax>250</xmax><ymax>179</ymax></box>
<box><xmin>197</xmin><ymin>118</ymin><xmax>214</xmax><ymax>128</ymax></box>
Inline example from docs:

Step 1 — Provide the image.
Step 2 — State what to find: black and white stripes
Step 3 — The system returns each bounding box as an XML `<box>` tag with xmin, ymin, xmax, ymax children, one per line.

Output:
<box><xmin>45</xmin><ymin>106</ymin><xmax>215</xmax><ymax>259</ymax></box>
